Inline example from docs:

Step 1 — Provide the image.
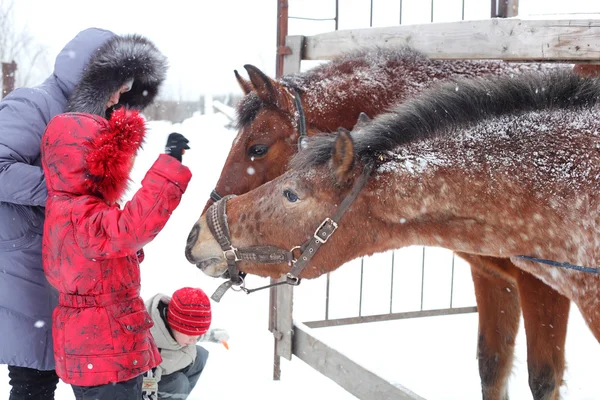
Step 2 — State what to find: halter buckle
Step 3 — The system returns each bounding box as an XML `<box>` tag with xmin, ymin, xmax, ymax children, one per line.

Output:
<box><xmin>223</xmin><ymin>247</ymin><xmax>241</xmax><ymax>262</ymax></box>
<box><xmin>314</xmin><ymin>218</ymin><xmax>338</xmax><ymax>244</ymax></box>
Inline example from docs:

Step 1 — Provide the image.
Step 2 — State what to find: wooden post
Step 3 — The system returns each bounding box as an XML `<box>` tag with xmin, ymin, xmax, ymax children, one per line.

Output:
<box><xmin>271</xmin><ymin>1</ymin><xmax>289</xmax><ymax>381</ymax></box>
<box><xmin>2</xmin><ymin>61</ymin><xmax>17</xmax><ymax>98</ymax></box>
<box><xmin>275</xmin><ymin>0</ymin><xmax>289</xmax><ymax>79</ymax></box>
<box><xmin>270</xmin><ymin>35</ymin><xmax>304</xmax><ymax>381</ymax></box>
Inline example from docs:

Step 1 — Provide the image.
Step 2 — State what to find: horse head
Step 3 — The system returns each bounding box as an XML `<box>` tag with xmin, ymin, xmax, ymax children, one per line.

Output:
<box><xmin>187</xmin><ymin>130</ymin><xmax>372</xmax><ymax>279</ymax></box>
<box><xmin>202</xmin><ymin>65</ymin><xmax>307</xmax><ymax>214</ymax></box>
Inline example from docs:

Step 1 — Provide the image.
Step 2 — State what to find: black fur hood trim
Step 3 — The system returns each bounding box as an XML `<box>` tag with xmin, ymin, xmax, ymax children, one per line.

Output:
<box><xmin>67</xmin><ymin>34</ymin><xmax>168</xmax><ymax>116</ymax></box>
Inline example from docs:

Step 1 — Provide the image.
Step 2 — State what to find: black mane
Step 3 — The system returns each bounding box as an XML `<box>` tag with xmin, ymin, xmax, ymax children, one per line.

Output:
<box><xmin>292</xmin><ymin>69</ymin><xmax>600</xmax><ymax>170</ymax></box>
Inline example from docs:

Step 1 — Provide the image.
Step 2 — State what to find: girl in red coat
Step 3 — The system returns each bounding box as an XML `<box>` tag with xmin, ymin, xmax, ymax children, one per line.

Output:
<box><xmin>40</xmin><ymin>33</ymin><xmax>192</xmax><ymax>399</ymax></box>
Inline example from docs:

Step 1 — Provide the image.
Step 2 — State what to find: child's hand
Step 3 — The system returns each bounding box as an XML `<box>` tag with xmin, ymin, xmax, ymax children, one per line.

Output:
<box><xmin>201</xmin><ymin>328</ymin><xmax>230</xmax><ymax>343</ymax></box>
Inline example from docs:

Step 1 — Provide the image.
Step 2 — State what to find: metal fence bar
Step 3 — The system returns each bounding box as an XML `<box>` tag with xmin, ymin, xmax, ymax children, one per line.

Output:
<box><xmin>359</xmin><ymin>257</ymin><xmax>365</xmax><ymax>316</ymax></box>
<box><xmin>305</xmin><ymin>306</ymin><xmax>479</xmax><ymax>328</ymax></box>
<box><xmin>370</xmin><ymin>0</ymin><xmax>374</xmax><ymax>27</ymax></box>
<box><xmin>430</xmin><ymin>0</ymin><xmax>434</xmax><ymax>22</ymax></box>
<box><xmin>289</xmin><ymin>16</ymin><xmax>336</xmax><ymax>21</ymax></box>
<box><xmin>389</xmin><ymin>252</ymin><xmax>395</xmax><ymax>313</ymax></box>
<box><xmin>399</xmin><ymin>0</ymin><xmax>403</xmax><ymax>24</ymax></box>
<box><xmin>335</xmin><ymin>0</ymin><xmax>339</xmax><ymax>30</ymax></box>
<box><xmin>450</xmin><ymin>253</ymin><xmax>456</xmax><ymax>308</ymax></box>
<box><xmin>325</xmin><ymin>273</ymin><xmax>331</xmax><ymax>320</ymax></box>
<box><xmin>420</xmin><ymin>247</ymin><xmax>425</xmax><ymax>311</ymax></box>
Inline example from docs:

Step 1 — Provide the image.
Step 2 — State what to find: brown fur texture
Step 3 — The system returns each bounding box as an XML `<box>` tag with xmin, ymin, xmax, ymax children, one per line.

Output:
<box><xmin>189</xmin><ymin>68</ymin><xmax>600</xmax><ymax>398</ymax></box>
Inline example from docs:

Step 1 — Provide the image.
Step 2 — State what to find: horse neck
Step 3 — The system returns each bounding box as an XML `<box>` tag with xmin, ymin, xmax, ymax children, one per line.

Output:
<box><xmin>352</xmin><ymin>108</ymin><xmax>600</xmax><ymax>265</ymax></box>
<box><xmin>298</xmin><ymin>57</ymin><xmax>548</xmax><ymax>133</ymax></box>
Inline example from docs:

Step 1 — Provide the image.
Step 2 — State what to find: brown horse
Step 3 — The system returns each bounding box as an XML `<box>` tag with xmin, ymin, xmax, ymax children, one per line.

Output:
<box><xmin>200</xmin><ymin>47</ymin><xmax>572</xmax><ymax>400</ymax></box>
<box><xmin>188</xmin><ymin>69</ymin><xmax>600</xmax><ymax>397</ymax></box>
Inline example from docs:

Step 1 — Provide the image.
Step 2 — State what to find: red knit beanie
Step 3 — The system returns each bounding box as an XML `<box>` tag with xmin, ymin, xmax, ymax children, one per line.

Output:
<box><xmin>167</xmin><ymin>287</ymin><xmax>212</xmax><ymax>336</ymax></box>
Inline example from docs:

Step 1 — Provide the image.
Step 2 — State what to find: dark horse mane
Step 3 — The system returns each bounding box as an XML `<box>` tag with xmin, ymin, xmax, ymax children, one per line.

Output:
<box><xmin>291</xmin><ymin>69</ymin><xmax>600</xmax><ymax>170</ymax></box>
<box><xmin>235</xmin><ymin>46</ymin><xmax>428</xmax><ymax>128</ymax></box>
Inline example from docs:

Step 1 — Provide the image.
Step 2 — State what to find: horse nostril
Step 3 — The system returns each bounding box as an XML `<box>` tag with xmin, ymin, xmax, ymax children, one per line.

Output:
<box><xmin>187</xmin><ymin>224</ymin><xmax>200</xmax><ymax>246</ymax></box>
<box><xmin>185</xmin><ymin>224</ymin><xmax>200</xmax><ymax>263</ymax></box>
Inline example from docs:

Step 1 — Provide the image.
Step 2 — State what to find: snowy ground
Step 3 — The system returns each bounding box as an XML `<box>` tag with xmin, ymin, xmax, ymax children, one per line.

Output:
<box><xmin>1</xmin><ymin>112</ymin><xmax>599</xmax><ymax>399</ymax></box>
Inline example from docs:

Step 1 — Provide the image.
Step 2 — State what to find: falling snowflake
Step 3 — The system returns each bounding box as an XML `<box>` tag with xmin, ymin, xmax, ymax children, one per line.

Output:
<box><xmin>34</xmin><ymin>320</ymin><xmax>45</xmax><ymax>328</ymax></box>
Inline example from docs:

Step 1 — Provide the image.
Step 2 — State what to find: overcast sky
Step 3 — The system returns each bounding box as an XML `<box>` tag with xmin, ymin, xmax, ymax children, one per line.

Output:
<box><xmin>11</xmin><ymin>0</ymin><xmax>599</xmax><ymax>100</ymax></box>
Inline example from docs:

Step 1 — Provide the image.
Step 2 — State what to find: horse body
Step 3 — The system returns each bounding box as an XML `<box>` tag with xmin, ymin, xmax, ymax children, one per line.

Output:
<box><xmin>201</xmin><ymin>47</ymin><xmax>583</xmax><ymax>400</ymax></box>
<box><xmin>190</xmin><ymin>69</ymin><xmax>600</xmax><ymax>398</ymax></box>
<box><xmin>371</xmin><ymin>108</ymin><xmax>600</xmax><ymax>309</ymax></box>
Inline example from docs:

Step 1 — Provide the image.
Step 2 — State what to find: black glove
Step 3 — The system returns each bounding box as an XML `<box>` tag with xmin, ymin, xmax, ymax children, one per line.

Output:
<box><xmin>165</xmin><ymin>133</ymin><xmax>190</xmax><ymax>162</ymax></box>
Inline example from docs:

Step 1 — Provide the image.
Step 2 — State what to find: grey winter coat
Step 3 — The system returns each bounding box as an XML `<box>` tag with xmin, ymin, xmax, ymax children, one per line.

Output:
<box><xmin>146</xmin><ymin>294</ymin><xmax>199</xmax><ymax>382</ymax></box>
<box><xmin>0</xmin><ymin>27</ymin><xmax>115</xmax><ymax>370</ymax></box>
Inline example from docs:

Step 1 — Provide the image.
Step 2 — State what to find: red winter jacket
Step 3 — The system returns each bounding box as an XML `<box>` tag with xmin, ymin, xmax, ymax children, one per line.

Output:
<box><xmin>41</xmin><ymin>108</ymin><xmax>192</xmax><ymax>386</ymax></box>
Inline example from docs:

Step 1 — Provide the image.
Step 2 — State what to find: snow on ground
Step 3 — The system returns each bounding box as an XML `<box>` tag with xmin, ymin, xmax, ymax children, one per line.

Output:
<box><xmin>1</xmin><ymin>112</ymin><xmax>599</xmax><ymax>399</ymax></box>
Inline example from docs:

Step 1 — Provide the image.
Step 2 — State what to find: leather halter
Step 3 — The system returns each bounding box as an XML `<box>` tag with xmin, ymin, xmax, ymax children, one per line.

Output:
<box><xmin>206</xmin><ymin>164</ymin><xmax>373</xmax><ymax>302</ymax></box>
<box><xmin>209</xmin><ymin>88</ymin><xmax>308</xmax><ymax>203</ymax></box>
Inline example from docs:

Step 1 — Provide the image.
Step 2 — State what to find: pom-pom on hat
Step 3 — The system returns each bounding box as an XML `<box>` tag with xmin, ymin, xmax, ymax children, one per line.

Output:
<box><xmin>167</xmin><ymin>287</ymin><xmax>212</xmax><ymax>336</ymax></box>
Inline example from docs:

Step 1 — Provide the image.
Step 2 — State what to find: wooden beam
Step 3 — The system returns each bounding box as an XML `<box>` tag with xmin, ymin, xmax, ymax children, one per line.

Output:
<box><xmin>282</xmin><ymin>35</ymin><xmax>304</xmax><ymax>75</ymax></box>
<box><xmin>293</xmin><ymin>322</ymin><xmax>426</xmax><ymax>400</ymax></box>
<box><xmin>302</xmin><ymin>17</ymin><xmax>600</xmax><ymax>62</ymax></box>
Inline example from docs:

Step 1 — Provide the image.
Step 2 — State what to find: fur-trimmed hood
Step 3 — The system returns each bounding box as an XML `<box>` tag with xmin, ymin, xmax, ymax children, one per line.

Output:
<box><xmin>67</xmin><ymin>34</ymin><xmax>168</xmax><ymax>116</ymax></box>
<box><xmin>42</xmin><ymin>107</ymin><xmax>147</xmax><ymax>204</ymax></box>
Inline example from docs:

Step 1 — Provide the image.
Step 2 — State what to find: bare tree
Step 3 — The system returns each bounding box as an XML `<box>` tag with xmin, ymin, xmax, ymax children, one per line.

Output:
<box><xmin>0</xmin><ymin>0</ymin><xmax>48</xmax><ymax>88</ymax></box>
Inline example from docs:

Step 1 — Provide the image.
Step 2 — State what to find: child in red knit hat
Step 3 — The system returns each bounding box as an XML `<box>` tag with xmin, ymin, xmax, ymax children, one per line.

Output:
<box><xmin>144</xmin><ymin>287</ymin><xmax>229</xmax><ymax>400</ymax></box>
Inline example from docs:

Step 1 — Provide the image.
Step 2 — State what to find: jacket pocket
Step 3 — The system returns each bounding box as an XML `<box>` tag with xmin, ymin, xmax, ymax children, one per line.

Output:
<box><xmin>0</xmin><ymin>203</ymin><xmax>43</xmax><ymax>250</ymax></box>
<box><xmin>116</xmin><ymin>310</ymin><xmax>154</xmax><ymax>334</ymax></box>
<box><xmin>13</xmin><ymin>204</ymin><xmax>44</xmax><ymax>233</ymax></box>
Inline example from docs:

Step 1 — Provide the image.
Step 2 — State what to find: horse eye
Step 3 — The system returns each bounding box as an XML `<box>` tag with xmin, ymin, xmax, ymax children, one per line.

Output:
<box><xmin>248</xmin><ymin>144</ymin><xmax>269</xmax><ymax>158</ymax></box>
<box><xmin>283</xmin><ymin>189</ymin><xmax>299</xmax><ymax>203</ymax></box>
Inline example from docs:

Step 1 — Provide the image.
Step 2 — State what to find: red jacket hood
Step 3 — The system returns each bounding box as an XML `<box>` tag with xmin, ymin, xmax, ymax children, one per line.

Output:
<box><xmin>42</xmin><ymin>107</ymin><xmax>146</xmax><ymax>204</ymax></box>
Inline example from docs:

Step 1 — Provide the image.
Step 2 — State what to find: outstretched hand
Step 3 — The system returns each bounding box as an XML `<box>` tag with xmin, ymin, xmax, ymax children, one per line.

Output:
<box><xmin>200</xmin><ymin>328</ymin><xmax>230</xmax><ymax>343</ymax></box>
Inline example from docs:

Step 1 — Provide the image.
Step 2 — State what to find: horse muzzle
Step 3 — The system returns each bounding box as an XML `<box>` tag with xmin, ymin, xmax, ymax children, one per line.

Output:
<box><xmin>184</xmin><ymin>217</ymin><xmax>229</xmax><ymax>277</ymax></box>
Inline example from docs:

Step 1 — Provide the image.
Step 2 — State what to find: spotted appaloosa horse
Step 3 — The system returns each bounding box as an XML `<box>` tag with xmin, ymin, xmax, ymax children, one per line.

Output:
<box><xmin>189</xmin><ymin>69</ymin><xmax>600</xmax><ymax>399</ymax></box>
<box><xmin>199</xmin><ymin>46</ymin><xmax>578</xmax><ymax>400</ymax></box>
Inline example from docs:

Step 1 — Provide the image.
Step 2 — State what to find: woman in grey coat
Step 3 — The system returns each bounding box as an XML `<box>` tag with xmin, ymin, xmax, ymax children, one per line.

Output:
<box><xmin>0</xmin><ymin>27</ymin><xmax>115</xmax><ymax>399</ymax></box>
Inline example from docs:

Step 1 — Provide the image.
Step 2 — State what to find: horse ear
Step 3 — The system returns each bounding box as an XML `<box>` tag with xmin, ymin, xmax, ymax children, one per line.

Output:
<box><xmin>331</xmin><ymin>128</ymin><xmax>355</xmax><ymax>183</ymax></box>
<box><xmin>354</xmin><ymin>112</ymin><xmax>371</xmax><ymax>130</ymax></box>
<box><xmin>243</xmin><ymin>64</ymin><xmax>294</xmax><ymax>114</ymax></box>
<box><xmin>234</xmin><ymin>70</ymin><xmax>253</xmax><ymax>95</ymax></box>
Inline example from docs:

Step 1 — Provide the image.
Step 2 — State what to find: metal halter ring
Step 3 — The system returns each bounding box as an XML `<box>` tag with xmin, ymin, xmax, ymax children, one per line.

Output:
<box><xmin>230</xmin><ymin>274</ymin><xmax>246</xmax><ymax>291</ymax></box>
<box><xmin>289</xmin><ymin>246</ymin><xmax>303</xmax><ymax>264</ymax></box>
